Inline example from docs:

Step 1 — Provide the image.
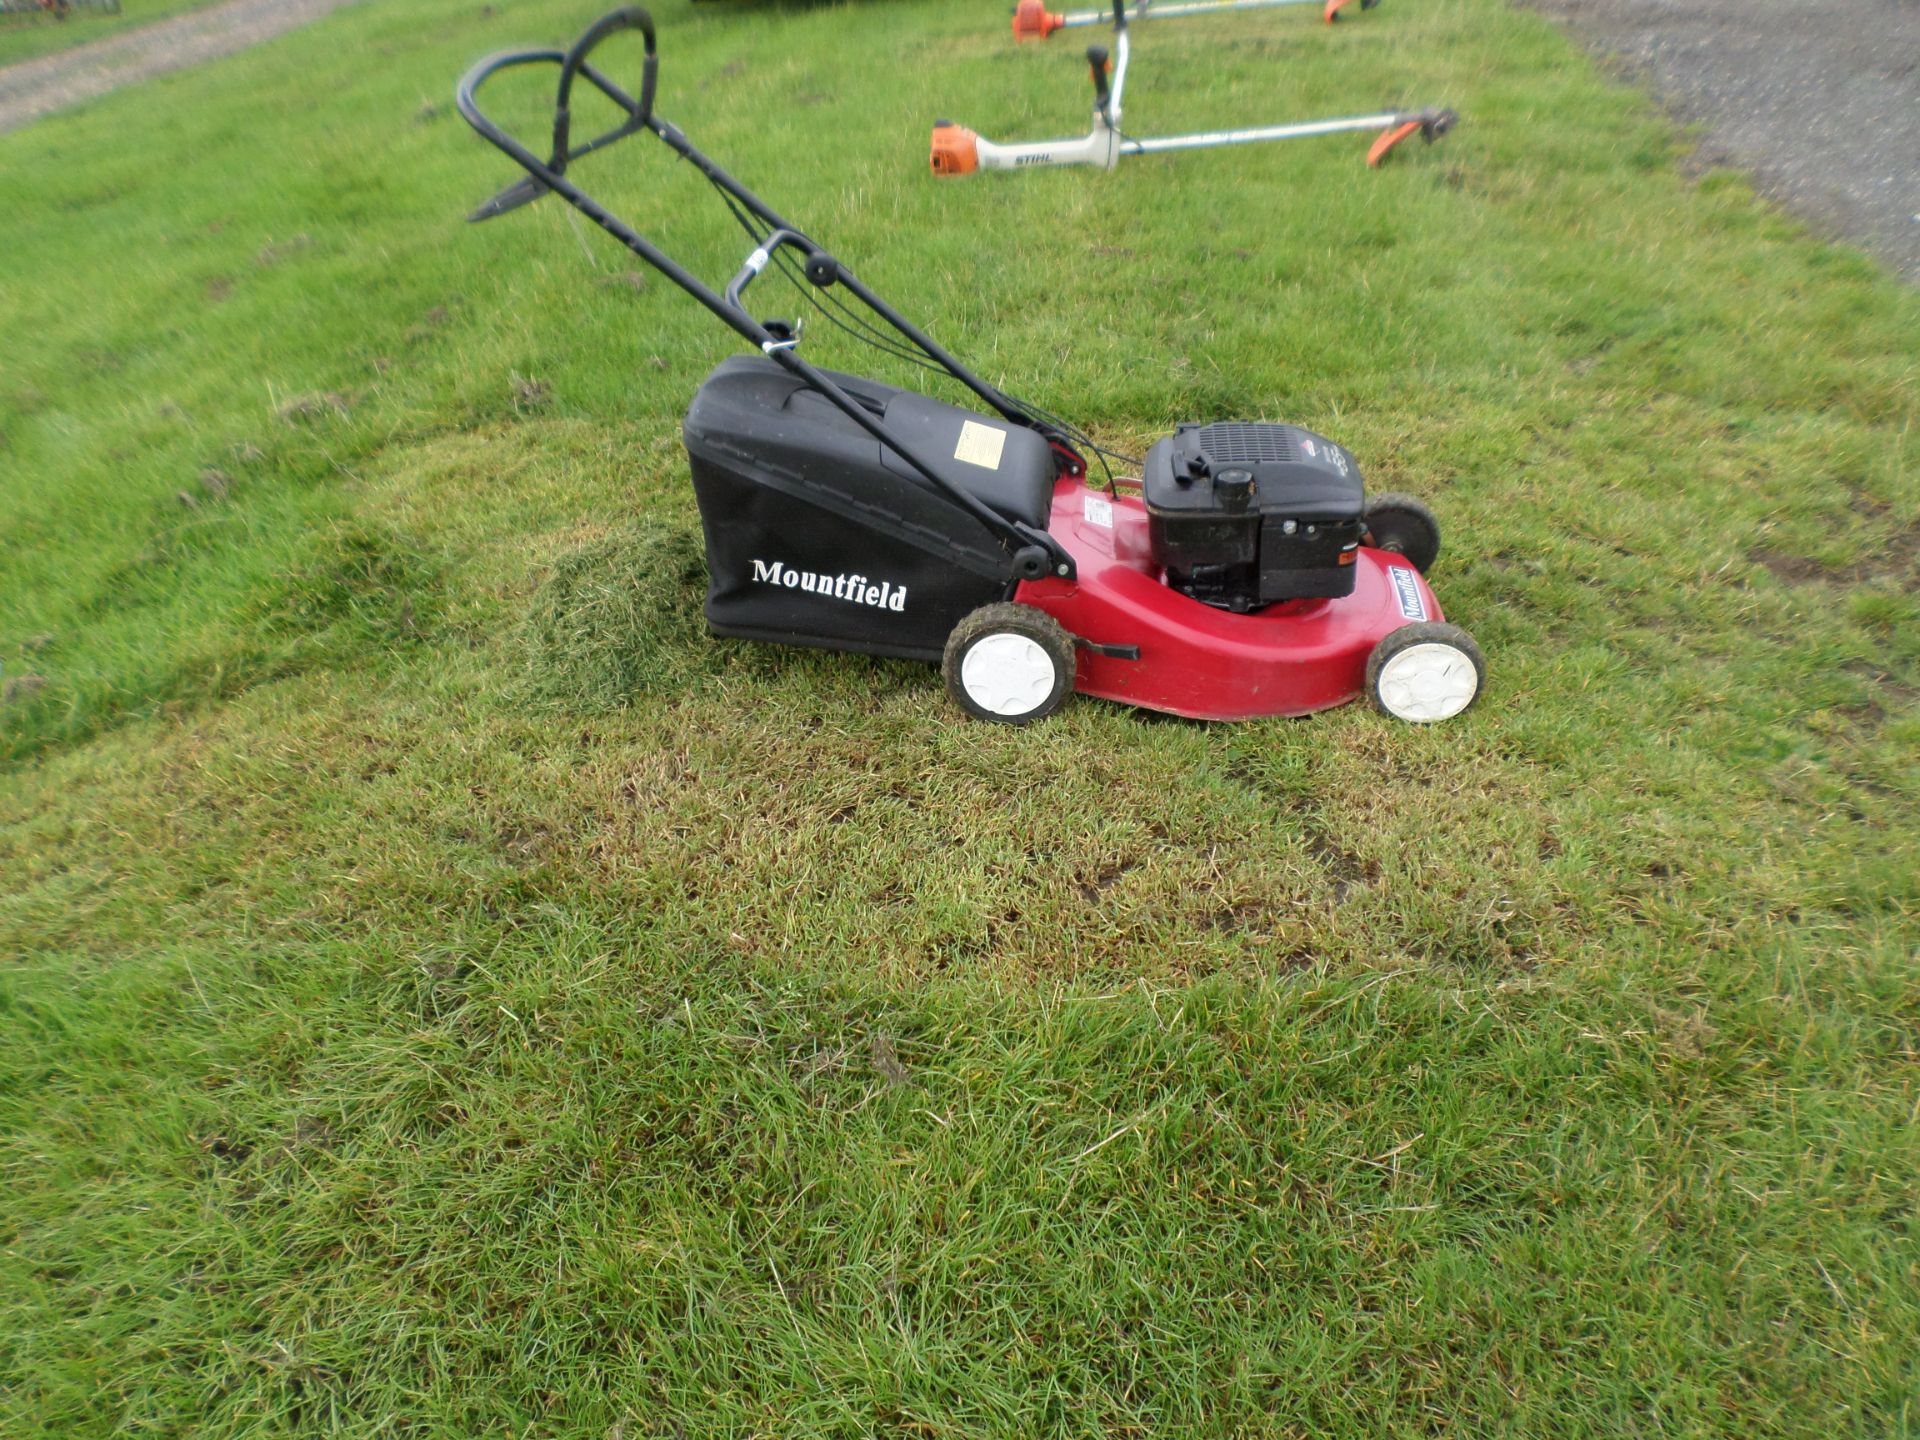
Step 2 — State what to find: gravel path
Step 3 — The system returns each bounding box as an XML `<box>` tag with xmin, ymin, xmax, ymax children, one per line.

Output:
<box><xmin>1527</xmin><ymin>0</ymin><xmax>1920</xmax><ymax>281</ymax></box>
<box><xmin>0</xmin><ymin>0</ymin><xmax>361</xmax><ymax>135</ymax></box>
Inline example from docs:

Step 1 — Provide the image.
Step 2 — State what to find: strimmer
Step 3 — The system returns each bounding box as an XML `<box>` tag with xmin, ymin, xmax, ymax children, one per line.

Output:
<box><xmin>1009</xmin><ymin>0</ymin><xmax>1382</xmax><ymax>43</ymax></box>
<box><xmin>933</xmin><ymin>0</ymin><xmax>1452</xmax><ymax>176</ymax></box>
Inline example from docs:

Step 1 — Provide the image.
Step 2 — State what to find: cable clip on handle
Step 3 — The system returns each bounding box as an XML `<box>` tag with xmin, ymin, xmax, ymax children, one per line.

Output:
<box><xmin>723</xmin><ymin>229</ymin><xmax>841</xmax><ymax>342</ymax></box>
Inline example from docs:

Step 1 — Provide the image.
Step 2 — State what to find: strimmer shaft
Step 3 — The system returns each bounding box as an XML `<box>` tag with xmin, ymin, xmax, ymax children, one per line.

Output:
<box><xmin>1013</xmin><ymin>0</ymin><xmax>1377</xmax><ymax>39</ymax></box>
<box><xmin>1056</xmin><ymin>0</ymin><xmax>1322</xmax><ymax>28</ymax></box>
<box><xmin>1123</xmin><ymin>111</ymin><xmax>1400</xmax><ymax>152</ymax></box>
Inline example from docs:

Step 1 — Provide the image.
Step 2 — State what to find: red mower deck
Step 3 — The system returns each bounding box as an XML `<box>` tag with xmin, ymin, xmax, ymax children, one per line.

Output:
<box><xmin>1019</xmin><ymin>479</ymin><xmax>1447</xmax><ymax>719</ymax></box>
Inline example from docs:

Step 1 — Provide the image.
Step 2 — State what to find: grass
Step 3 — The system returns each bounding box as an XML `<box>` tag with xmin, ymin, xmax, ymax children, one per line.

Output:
<box><xmin>0</xmin><ymin>0</ymin><xmax>226</xmax><ymax>68</ymax></box>
<box><xmin>1</xmin><ymin>0</ymin><xmax>1917</xmax><ymax>1433</ymax></box>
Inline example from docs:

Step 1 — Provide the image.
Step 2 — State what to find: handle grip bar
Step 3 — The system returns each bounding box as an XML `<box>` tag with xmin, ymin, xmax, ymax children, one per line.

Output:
<box><xmin>554</xmin><ymin>7</ymin><xmax>656</xmax><ymax>166</ymax></box>
<box><xmin>459</xmin><ymin>6</ymin><xmax>656</xmax><ymax>222</ymax></box>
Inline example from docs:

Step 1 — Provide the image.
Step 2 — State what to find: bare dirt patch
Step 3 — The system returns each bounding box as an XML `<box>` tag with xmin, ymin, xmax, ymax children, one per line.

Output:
<box><xmin>1750</xmin><ymin>517</ymin><xmax>1920</xmax><ymax>592</ymax></box>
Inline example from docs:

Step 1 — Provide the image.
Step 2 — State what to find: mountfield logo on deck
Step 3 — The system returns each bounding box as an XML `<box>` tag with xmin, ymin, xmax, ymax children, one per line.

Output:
<box><xmin>751</xmin><ymin>559</ymin><xmax>908</xmax><ymax>612</ymax></box>
<box><xmin>1388</xmin><ymin>565</ymin><xmax>1428</xmax><ymax>622</ymax></box>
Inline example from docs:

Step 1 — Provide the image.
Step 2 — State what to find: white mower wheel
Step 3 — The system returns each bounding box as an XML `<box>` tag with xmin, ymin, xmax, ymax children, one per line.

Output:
<box><xmin>942</xmin><ymin>603</ymin><xmax>1076</xmax><ymax>724</ymax></box>
<box><xmin>1366</xmin><ymin>621</ymin><xmax>1484</xmax><ymax>724</ymax></box>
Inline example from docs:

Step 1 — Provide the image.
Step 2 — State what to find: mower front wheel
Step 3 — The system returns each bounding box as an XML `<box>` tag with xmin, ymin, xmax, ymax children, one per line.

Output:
<box><xmin>1362</xmin><ymin>493</ymin><xmax>1441</xmax><ymax>574</ymax></box>
<box><xmin>1366</xmin><ymin>621</ymin><xmax>1484</xmax><ymax>724</ymax></box>
<box><xmin>943</xmin><ymin>603</ymin><xmax>1077</xmax><ymax>724</ymax></box>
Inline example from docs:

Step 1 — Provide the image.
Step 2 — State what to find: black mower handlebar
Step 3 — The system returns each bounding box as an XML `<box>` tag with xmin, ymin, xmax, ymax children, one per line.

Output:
<box><xmin>555</xmin><ymin>6</ymin><xmax>657</xmax><ymax>160</ymax></box>
<box><xmin>455</xmin><ymin>7</ymin><xmax>1080</xmax><ymax>581</ymax></box>
<box><xmin>458</xmin><ymin>7</ymin><xmax>657</xmax><ymax>223</ymax></box>
<box><xmin>556</xmin><ymin>6</ymin><xmax>660</xmax><ymax>136</ymax></box>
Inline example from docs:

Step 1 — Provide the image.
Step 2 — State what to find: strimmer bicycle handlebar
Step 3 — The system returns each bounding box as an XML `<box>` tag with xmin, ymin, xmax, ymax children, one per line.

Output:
<box><xmin>1086</xmin><ymin>45</ymin><xmax>1111</xmax><ymax>116</ymax></box>
<box><xmin>456</xmin><ymin>8</ymin><xmax>1078</xmax><ymax>580</ymax></box>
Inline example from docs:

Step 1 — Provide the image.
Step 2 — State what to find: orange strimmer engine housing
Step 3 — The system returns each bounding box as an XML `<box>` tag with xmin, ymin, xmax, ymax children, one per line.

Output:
<box><xmin>1012</xmin><ymin>0</ymin><xmax>1067</xmax><ymax>40</ymax></box>
<box><xmin>929</xmin><ymin>121</ymin><xmax>981</xmax><ymax>175</ymax></box>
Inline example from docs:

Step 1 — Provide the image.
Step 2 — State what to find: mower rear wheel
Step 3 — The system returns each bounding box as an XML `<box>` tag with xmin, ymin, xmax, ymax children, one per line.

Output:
<box><xmin>943</xmin><ymin>603</ymin><xmax>1076</xmax><ymax>724</ymax></box>
<box><xmin>1366</xmin><ymin>621</ymin><xmax>1484</xmax><ymax>724</ymax></box>
<box><xmin>1362</xmin><ymin>493</ymin><xmax>1441</xmax><ymax>574</ymax></box>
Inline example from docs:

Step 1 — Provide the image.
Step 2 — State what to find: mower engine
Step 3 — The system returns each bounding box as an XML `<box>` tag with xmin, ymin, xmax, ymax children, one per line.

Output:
<box><xmin>1143</xmin><ymin>422</ymin><xmax>1366</xmax><ymax>611</ymax></box>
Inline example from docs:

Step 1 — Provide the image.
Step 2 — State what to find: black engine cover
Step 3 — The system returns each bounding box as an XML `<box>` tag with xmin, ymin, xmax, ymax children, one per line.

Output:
<box><xmin>1143</xmin><ymin>422</ymin><xmax>1365</xmax><ymax>608</ymax></box>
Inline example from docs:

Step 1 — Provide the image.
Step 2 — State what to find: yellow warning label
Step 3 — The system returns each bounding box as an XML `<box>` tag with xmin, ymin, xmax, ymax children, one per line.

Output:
<box><xmin>953</xmin><ymin>420</ymin><xmax>1007</xmax><ymax>470</ymax></box>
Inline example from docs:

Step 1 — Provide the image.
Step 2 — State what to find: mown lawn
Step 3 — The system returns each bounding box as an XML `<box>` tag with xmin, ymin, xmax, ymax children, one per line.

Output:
<box><xmin>2</xmin><ymin>0</ymin><xmax>1916</xmax><ymax>1434</ymax></box>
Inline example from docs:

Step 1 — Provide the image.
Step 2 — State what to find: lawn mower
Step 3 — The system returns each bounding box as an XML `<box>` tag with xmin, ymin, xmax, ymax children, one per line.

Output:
<box><xmin>458</xmin><ymin>7</ymin><xmax>1483</xmax><ymax>724</ymax></box>
<box><xmin>1011</xmin><ymin>0</ymin><xmax>1379</xmax><ymax>43</ymax></box>
<box><xmin>932</xmin><ymin>0</ymin><xmax>1453</xmax><ymax>176</ymax></box>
